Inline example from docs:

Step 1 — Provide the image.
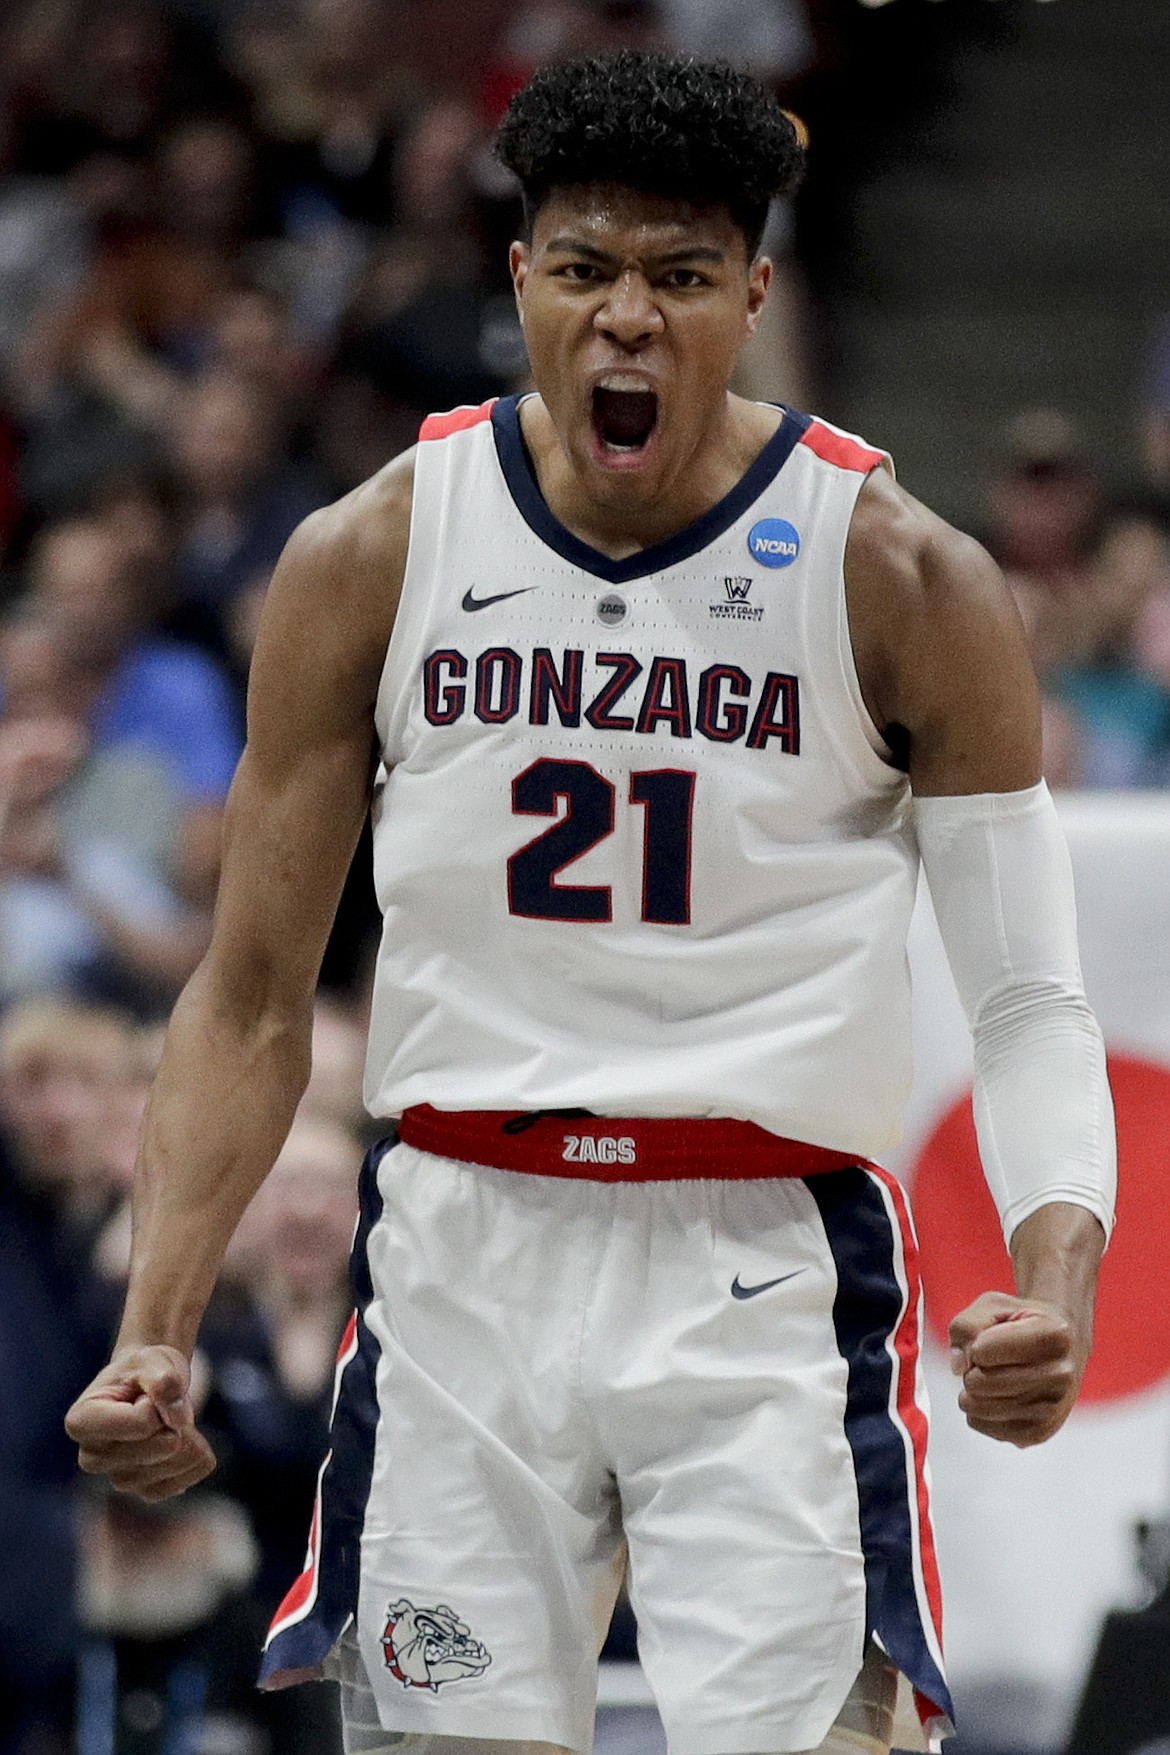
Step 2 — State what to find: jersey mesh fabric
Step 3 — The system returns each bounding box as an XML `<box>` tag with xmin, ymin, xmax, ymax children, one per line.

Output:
<box><xmin>364</xmin><ymin>398</ymin><xmax>915</xmax><ymax>1159</ymax></box>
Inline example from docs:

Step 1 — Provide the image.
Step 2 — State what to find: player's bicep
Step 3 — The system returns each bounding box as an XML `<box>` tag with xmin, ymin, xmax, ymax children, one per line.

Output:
<box><xmin>201</xmin><ymin>496</ymin><xmax>398</xmax><ymax>1007</ymax></box>
<box><xmin>208</xmin><ymin>732</ymin><xmax>373</xmax><ymax>1005</ymax></box>
<box><xmin>900</xmin><ymin>526</ymin><xmax>1042</xmax><ymax>797</ymax></box>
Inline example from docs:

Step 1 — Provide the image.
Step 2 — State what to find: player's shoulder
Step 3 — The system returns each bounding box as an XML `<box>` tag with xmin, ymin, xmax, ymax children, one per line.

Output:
<box><xmin>847</xmin><ymin>465</ymin><xmax>1004</xmax><ymax>617</ymax></box>
<box><xmin>279</xmin><ymin>397</ymin><xmax>496</xmax><ymax>585</ymax></box>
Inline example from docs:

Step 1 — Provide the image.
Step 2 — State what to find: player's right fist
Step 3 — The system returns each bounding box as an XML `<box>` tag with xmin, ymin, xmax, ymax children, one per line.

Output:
<box><xmin>948</xmin><ymin>1290</ymin><xmax>1083</xmax><ymax>1448</ymax></box>
<box><xmin>65</xmin><ymin>1345</ymin><xmax>217</xmax><ymax>1503</ymax></box>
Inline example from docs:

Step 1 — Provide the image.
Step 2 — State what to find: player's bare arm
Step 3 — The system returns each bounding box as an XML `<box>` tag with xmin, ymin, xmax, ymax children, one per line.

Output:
<box><xmin>845</xmin><ymin>465</ymin><xmax>1042</xmax><ymax>798</ymax></box>
<box><xmin>65</xmin><ymin>451</ymin><xmax>415</xmax><ymax>1501</ymax></box>
<box><xmin>847</xmin><ymin>469</ymin><xmax>1109</xmax><ymax>1448</ymax></box>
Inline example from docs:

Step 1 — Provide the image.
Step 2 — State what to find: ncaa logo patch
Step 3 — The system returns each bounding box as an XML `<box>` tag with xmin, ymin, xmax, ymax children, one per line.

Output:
<box><xmin>748</xmin><ymin>518</ymin><xmax>801</xmax><ymax>569</ymax></box>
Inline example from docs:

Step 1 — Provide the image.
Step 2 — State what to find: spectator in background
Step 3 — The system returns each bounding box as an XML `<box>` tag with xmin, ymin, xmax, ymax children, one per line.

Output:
<box><xmin>332</xmin><ymin>96</ymin><xmax>527</xmax><ymax>455</ymax></box>
<box><xmin>76</xmin><ymin>1031</ymin><xmax>365</xmax><ymax>1753</ymax></box>
<box><xmin>0</xmin><ymin>996</ymin><xmax>136</xmax><ymax>1241</ymax></box>
<box><xmin>251</xmin><ymin>0</ymin><xmax>414</xmax><ymax>231</ymax></box>
<box><xmin>983</xmin><ymin>409</ymin><xmax>1106</xmax><ymax>673</ymax></box>
<box><xmin>985</xmin><ymin>410</ymin><xmax>1170</xmax><ymax>787</ymax></box>
<box><xmin>197</xmin><ymin>1113</ymin><xmax>361</xmax><ymax>1754</ymax></box>
<box><xmin>0</xmin><ymin>514</ymin><xmax>242</xmax><ymax>1009</ymax></box>
<box><xmin>241</xmin><ymin>0</ymin><xmax>419</xmax><ymax>344</ymax></box>
<box><xmin>60</xmin><ymin>1104</ymin><xmax>358</xmax><ymax>1755</ymax></box>
<box><xmin>0</xmin><ymin>612</ymin><xmax>103</xmax><ymax>1002</ymax></box>
<box><xmin>1055</xmin><ymin>512</ymin><xmax>1170</xmax><ymax>787</ymax></box>
<box><xmin>5</xmin><ymin>0</ymin><xmax>176</xmax><ymax>179</ymax></box>
<box><xmin>4</xmin><ymin>0</ymin><xmax>239</xmax><ymax>180</ymax></box>
<box><xmin>0</xmin><ymin>998</ymin><xmax>129</xmax><ymax>1755</ymax></box>
<box><xmin>9</xmin><ymin>151</ymin><xmax>161</xmax><ymax>525</ymax></box>
<box><xmin>0</xmin><ymin>89</ymin><xmax>88</xmax><ymax>381</ymax></box>
<box><xmin>303</xmin><ymin>995</ymin><xmax>370</xmax><ymax>1137</ymax></box>
<box><xmin>89</xmin><ymin>458</ymin><xmax>181</xmax><ymax>615</ymax></box>
<box><xmin>209</xmin><ymin>278</ymin><xmax>320</xmax><ymax>441</ymax></box>
<box><xmin>170</xmin><ymin>367</ymin><xmax>325</xmax><ymax>620</ymax></box>
<box><xmin>16</xmin><ymin>113</ymin><xmax>258</xmax><ymax>439</ymax></box>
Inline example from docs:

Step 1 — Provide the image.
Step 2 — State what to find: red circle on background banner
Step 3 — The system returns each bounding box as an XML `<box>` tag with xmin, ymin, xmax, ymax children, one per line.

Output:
<box><xmin>910</xmin><ymin>1053</ymin><xmax>1170</xmax><ymax>1404</ymax></box>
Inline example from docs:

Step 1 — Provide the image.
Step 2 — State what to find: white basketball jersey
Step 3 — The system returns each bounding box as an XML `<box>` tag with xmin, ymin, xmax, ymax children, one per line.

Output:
<box><xmin>364</xmin><ymin>396</ymin><xmax>918</xmax><ymax>1158</ymax></box>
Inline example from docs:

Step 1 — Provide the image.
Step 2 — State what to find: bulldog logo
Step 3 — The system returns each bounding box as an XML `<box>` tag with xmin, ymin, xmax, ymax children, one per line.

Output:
<box><xmin>381</xmin><ymin>1599</ymin><xmax>492</xmax><ymax>1691</ymax></box>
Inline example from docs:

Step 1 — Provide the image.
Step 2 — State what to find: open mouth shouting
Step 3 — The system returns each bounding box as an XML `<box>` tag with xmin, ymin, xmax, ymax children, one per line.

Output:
<box><xmin>590</xmin><ymin>373</ymin><xmax>659</xmax><ymax>469</ymax></box>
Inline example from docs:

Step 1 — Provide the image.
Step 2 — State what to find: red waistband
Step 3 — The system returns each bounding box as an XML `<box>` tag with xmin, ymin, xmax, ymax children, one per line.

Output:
<box><xmin>397</xmin><ymin>1105</ymin><xmax>874</xmax><ymax>1182</ymax></box>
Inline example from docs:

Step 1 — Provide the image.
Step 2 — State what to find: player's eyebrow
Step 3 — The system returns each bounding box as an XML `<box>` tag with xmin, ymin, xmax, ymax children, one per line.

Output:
<box><xmin>648</xmin><ymin>246</ymin><xmax>727</xmax><ymax>267</ymax></box>
<box><xmin>542</xmin><ymin>238</ymin><xmax>727</xmax><ymax>267</ymax></box>
<box><xmin>543</xmin><ymin>239</ymin><xmax>620</xmax><ymax>262</ymax></box>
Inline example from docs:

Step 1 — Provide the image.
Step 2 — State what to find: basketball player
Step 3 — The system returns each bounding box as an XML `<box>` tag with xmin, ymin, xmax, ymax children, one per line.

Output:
<box><xmin>66</xmin><ymin>52</ymin><xmax>1115</xmax><ymax>1755</ymax></box>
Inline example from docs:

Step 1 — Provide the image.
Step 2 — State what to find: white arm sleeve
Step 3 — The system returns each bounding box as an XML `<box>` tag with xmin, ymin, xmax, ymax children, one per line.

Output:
<box><xmin>913</xmin><ymin>782</ymin><xmax>1116</xmax><ymax>1246</ymax></box>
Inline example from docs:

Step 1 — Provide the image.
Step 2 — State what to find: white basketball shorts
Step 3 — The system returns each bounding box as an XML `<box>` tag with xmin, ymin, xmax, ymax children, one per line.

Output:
<box><xmin>259</xmin><ymin>1118</ymin><xmax>952</xmax><ymax>1755</ymax></box>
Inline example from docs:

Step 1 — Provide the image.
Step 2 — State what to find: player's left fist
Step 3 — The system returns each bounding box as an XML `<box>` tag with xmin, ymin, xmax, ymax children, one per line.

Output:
<box><xmin>948</xmin><ymin>1290</ymin><xmax>1086</xmax><ymax>1448</ymax></box>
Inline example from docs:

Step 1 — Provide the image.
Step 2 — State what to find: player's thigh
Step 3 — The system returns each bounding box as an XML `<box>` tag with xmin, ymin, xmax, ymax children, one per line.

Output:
<box><xmin>701</xmin><ymin>1642</ymin><xmax>898</xmax><ymax>1755</ymax></box>
<box><xmin>348</xmin><ymin>1145</ymin><xmax>623</xmax><ymax>1745</ymax></box>
<box><xmin>613</xmin><ymin>1179</ymin><xmax>869</xmax><ymax>1749</ymax></box>
<box><xmin>338</xmin><ymin>1623</ymin><xmax>577</xmax><ymax>1755</ymax></box>
<box><xmin>609</xmin><ymin>1171</ymin><xmax>947</xmax><ymax>1753</ymax></box>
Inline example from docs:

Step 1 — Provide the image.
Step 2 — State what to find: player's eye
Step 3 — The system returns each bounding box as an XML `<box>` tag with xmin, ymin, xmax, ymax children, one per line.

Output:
<box><xmin>556</xmin><ymin>262</ymin><xmax>602</xmax><ymax>282</ymax></box>
<box><xmin>663</xmin><ymin>267</ymin><xmax>707</xmax><ymax>289</ymax></box>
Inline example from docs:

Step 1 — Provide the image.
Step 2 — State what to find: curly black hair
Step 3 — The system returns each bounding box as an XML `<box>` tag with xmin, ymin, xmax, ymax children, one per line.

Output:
<box><xmin>496</xmin><ymin>51</ymin><xmax>805</xmax><ymax>258</ymax></box>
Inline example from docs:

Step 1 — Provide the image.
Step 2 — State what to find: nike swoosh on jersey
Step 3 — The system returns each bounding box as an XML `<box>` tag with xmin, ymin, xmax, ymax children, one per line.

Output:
<box><xmin>730</xmin><ymin>1270</ymin><xmax>806</xmax><ymax>1300</ymax></box>
<box><xmin>461</xmin><ymin>586</ymin><xmax>537</xmax><ymax>611</ymax></box>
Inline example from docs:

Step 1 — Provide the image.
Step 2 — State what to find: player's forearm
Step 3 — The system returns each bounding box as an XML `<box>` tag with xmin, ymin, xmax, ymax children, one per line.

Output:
<box><xmin>117</xmin><ymin>957</ymin><xmax>313</xmax><ymax>1357</ymax></box>
<box><xmin>1009</xmin><ymin>1200</ymin><xmax>1106</xmax><ymax>1355</ymax></box>
<box><xmin>916</xmin><ymin>783</ymin><xmax>1117</xmax><ymax>1244</ymax></box>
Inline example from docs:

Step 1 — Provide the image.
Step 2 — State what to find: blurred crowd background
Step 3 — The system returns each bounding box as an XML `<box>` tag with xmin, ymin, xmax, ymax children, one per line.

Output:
<box><xmin>0</xmin><ymin>0</ymin><xmax>1166</xmax><ymax>1752</ymax></box>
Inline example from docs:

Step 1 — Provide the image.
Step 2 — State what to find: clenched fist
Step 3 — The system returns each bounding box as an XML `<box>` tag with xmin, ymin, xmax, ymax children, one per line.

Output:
<box><xmin>949</xmin><ymin>1290</ymin><xmax>1087</xmax><ymax>1448</ymax></box>
<box><xmin>65</xmin><ymin>1345</ymin><xmax>217</xmax><ymax>1502</ymax></box>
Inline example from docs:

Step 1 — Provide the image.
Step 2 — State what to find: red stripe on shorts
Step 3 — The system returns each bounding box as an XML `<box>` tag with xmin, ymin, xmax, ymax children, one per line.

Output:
<box><xmin>870</xmin><ymin>1165</ymin><xmax>946</xmax><ymax>1652</ymax></box>
<box><xmin>265</xmin><ymin>1313</ymin><xmax>358</xmax><ymax>1640</ymax></box>
<box><xmin>398</xmin><ymin>1105</ymin><xmax>877</xmax><ymax>1181</ymax></box>
<box><xmin>269</xmin><ymin>1491</ymin><xmax>321</xmax><ymax>1634</ymax></box>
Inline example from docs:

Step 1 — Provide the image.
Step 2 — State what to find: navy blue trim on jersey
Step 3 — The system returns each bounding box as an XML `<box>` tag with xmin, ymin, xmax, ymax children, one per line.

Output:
<box><xmin>806</xmin><ymin>1168</ymin><xmax>954</xmax><ymax>1723</ymax></box>
<box><xmin>258</xmin><ymin>1133</ymin><xmax>395</xmax><ymax>1684</ymax></box>
<box><xmin>491</xmin><ymin>395</ymin><xmax>811</xmax><ymax>584</ymax></box>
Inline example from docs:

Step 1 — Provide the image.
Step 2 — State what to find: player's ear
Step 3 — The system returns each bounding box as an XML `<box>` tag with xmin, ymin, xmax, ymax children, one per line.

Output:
<box><xmin>510</xmin><ymin>241</ymin><xmax>530</xmax><ymax>322</ymax></box>
<box><xmin>745</xmin><ymin>255</ymin><xmax>772</xmax><ymax>340</ymax></box>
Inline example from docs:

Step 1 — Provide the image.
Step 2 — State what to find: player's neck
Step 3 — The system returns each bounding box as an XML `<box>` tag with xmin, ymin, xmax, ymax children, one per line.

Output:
<box><xmin>521</xmin><ymin>394</ymin><xmax>783</xmax><ymax>561</ymax></box>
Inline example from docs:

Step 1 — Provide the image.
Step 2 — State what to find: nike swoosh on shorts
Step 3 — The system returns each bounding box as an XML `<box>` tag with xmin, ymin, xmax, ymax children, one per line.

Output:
<box><xmin>730</xmin><ymin>1270</ymin><xmax>806</xmax><ymax>1300</ymax></box>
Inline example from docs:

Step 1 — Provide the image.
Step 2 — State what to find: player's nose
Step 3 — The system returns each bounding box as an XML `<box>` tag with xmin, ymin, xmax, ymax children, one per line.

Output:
<box><xmin>594</xmin><ymin>270</ymin><xmax>663</xmax><ymax>347</ymax></box>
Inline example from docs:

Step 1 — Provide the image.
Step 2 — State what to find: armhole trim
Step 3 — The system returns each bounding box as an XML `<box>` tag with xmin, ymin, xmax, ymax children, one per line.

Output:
<box><xmin>419</xmin><ymin>400</ymin><xmax>497</xmax><ymax>442</ymax></box>
<box><xmin>801</xmin><ymin>421</ymin><xmax>885</xmax><ymax>474</ymax></box>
